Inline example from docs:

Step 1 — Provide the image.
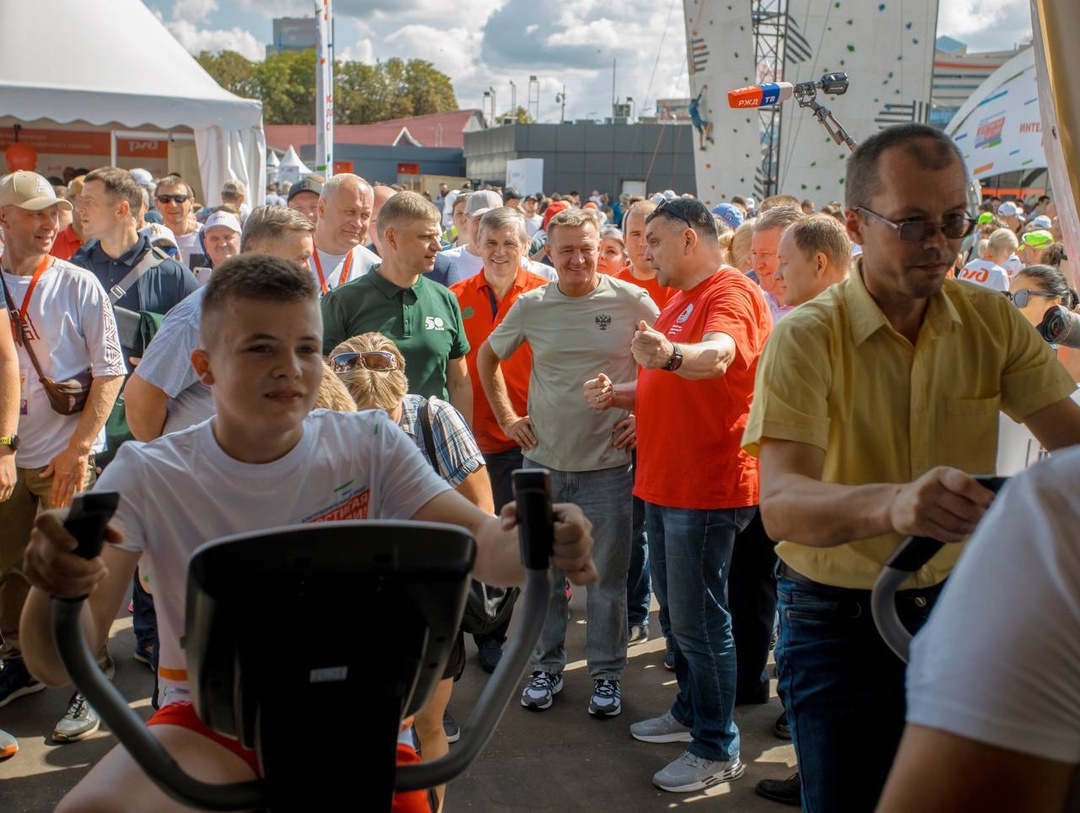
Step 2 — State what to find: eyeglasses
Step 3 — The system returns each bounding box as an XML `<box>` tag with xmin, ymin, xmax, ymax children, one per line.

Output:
<box><xmin>1006</xmin><ymin>289</ymin><xmax>1058</xmax><ymax>308</ymax></box>
<box><xmin>156</xmin><ymin>194</ymin><xmax>190</xmax><ymax>205</ymax></box>
<box><xmin>856</xmin><ymin>206</ymin><xmax>976</xmax><ymax>243</ymax></box>
<box><xmin>330</xmin><ymin>350</ymin><xmax>399</xmax><ymax>373</ymax></box>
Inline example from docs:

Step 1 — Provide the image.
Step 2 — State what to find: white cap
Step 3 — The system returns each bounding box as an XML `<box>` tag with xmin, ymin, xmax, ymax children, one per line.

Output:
<box><xmin>204</xmin><ymin>210</ymin><xmax>242</xmax><ymax>234</ymax></box>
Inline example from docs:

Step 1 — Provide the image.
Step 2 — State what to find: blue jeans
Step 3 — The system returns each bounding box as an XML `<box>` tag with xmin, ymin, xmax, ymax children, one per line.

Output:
<box><xmin>526</xmin><ymin>461</ymin><xmax>632</xmax><ymax>680</ymax></box>
<box><xmin>775</xmin><ymin>574</ymin><xmax>942</xmax><ymax>813</ymax></box>
<box><xmin>645</xmin><ymin>503</ymin><xmax>754</xmax><ymax>762</ymax></box>
<box><xmin>626</xmin><ymin>494</ymin><xmax>653</xmax><ymax>630</ymax></box>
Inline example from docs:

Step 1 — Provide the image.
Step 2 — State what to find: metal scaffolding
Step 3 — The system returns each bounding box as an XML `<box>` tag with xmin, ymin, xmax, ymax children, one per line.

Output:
<box><xmin>750</xmin><ymin>0</ymin><xmax>787</xmax><ymax>199</ymax></box>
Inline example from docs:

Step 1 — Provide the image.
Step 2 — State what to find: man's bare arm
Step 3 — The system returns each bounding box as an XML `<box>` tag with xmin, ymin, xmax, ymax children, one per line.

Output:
<box><xmin>446</xmin><ymin>355</ymin><xmax>473</xmax><ymax>427</ymax></box>
<box><xmin>1023</xmin><ymin>395</ymin><xmax>1080</xmax><ymax>452</ymax></box>
<box><xmin>45</xmin><ymin>375</ymin><xmax>124</xmax><ymax>507</ymax></box>
<box><xmin>123</xmin><ymin>373</ymin><xmax>170</xmax><ymax>442</ymax></box>
<box><xmin>758</xmin><ymin>438</ymin><xmax>994</xmax><ymax>547</ymax></box>
<box><xmin>876</xmin><ymin>725</ymin><xmax>1075</xmax><ymax>813</ymax></box>
<box><xmin>477</xmin><ymin>340</ymin><xmax>536</xmax><ymax>450</ymax></box>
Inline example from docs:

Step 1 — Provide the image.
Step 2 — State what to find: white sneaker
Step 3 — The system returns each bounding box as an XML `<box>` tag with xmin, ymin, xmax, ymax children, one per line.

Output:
<box><xmin>53</xmin><ymin>692</ymin><xmax>100</xmax><ymax>743</ymax></box>
<box><xmin>630</xmin><ymin>710</ymin><xmax>693</xmax><ymax>743</ymax></box>
<box><xmin>653</xmin><ymin>751</ymin><xmax>745</xmax><ymax>792</ymax></box>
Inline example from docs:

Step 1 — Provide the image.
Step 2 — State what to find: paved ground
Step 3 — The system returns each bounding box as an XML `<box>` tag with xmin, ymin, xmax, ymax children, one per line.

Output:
<box><xmin>0</xmin><ymin>598</ymin><xmax>795</xmax><ymax>812</ymax></box>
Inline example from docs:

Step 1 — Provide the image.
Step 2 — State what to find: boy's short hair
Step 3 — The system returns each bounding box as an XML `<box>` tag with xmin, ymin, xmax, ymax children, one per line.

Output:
<box><xmin>331</xmin><ymin>332</ymin><xmax>408</xmax><ymax>413</ymax></box>
<box><xmin>200</xmin><ymin>253</ymin><xmax>318</xmax><ymax>343</ymax></box>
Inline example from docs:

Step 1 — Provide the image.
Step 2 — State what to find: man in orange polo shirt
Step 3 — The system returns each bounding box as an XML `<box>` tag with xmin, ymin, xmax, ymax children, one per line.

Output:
<box><xmin>449</xmin><ymin>206</ymin><xmax>549</xmax><ymax>672</ymax></box>
<box><xmin>585</xmin><ymin>197</ymin><xmax>771</xmax><ymax>793</ymax></box>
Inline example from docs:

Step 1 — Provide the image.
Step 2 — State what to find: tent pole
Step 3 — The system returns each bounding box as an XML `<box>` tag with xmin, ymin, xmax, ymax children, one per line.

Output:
<box><xmin>110</xmin><ymin>131</ymin><xmax>117</xmax><ymax>168</ymax></box>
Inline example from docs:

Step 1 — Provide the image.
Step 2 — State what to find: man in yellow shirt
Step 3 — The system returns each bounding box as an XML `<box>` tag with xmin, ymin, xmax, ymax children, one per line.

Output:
<box><xmin>742</xmin><ymin>122</ymin><xmax>1080</xmax><ymax>813</ymax></box>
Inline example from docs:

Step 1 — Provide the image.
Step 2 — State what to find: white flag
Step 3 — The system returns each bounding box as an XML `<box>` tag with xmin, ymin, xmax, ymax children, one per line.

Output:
<box><xmin>315</xmin><ymin>0</ymin><xmax>334</xmax><ymax>177</ymax></box>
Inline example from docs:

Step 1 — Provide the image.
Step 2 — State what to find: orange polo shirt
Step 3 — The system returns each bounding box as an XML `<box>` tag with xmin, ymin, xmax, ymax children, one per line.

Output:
<box><xmin>450</xmin><ymin>267</ymin><xmax>550</xmax><ymax>453</ymax></box>
<box><xmin>50</xmin><ymin>225</ymin><xmax>84</xmax><ymax>261</ymax></box>
<box><xmin>613</xmin><ymin>265</ymin><xmax>675</xmax><ymax>310</ymax></box>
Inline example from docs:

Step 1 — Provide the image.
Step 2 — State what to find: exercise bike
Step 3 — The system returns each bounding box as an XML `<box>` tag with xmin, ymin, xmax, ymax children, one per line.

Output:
<box><xmin>51</xmin><ymin>469</ymin><xmax>557</xmax><ymax>811</ymax></box>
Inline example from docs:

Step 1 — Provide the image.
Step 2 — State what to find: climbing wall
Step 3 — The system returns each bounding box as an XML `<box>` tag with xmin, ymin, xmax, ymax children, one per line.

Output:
<box><xmin>682</xmin><ymin>0</ymin><xmax>761</xmax><ymax>208</ymax></box>
<box><xmin>777</xmin><ymin>0</ymin><xmax>939</xmax><ymax>205</ymax></box>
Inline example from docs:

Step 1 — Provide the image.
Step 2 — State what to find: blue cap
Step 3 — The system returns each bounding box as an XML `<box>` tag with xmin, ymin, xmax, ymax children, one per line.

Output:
<box><xmin>711</xmin><ymin>202</ymin><xmax>744</xmax><ymax>230</ymax></box>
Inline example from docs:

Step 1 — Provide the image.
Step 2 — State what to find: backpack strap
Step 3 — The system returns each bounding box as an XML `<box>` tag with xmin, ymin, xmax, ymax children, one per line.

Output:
<box><xmin>108</xmin><ymin>245</ymin><xmax>167</xmax><ymax>305</ymax></box>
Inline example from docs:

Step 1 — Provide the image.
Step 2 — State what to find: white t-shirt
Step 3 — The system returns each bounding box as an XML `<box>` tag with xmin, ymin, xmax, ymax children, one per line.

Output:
<box><xmin>907</xmin><ymin>446</ymin><xmax>1080</xmax><ymax>764</ymax></box>
<box><xmin>312</xmin><ymin>244</ymin><xmax>379</xmax><ymax>292</ymax></box>
<box><xmin>958</xmin><ymin>258</ymin><xmax>1010</xmax><ymax>292</ymax></box>
<box><xmin>524</xmin><ymin>214</ymin><xmax>543</xmax><ymax>237</ymax></box>
<box><xmin>1001</xmin><ymin>253</ymin><xmax>1024</xmax><ymax>276</ymax></box>
<box><xmin>100</xmin><ymin>409</ymin><xmax>452</xmax><ymax>706</ymax></box>
<box><xmin>174</xmin><ymin>228</ymin><xmax>202</xmax><ymax>270</ymax></box>
<box><xmin>132</xmin><ymin>287</ymin><xmax>215</xmax><ymax>435</ymax></box>
<box><xmin>3</xmin><ymin>260</ymin><xmax>126</xmax><ymax>468</ymax></box>
<box><xmin>435</xmin><ymin>245</ymin><xmax>485</xmax><ymax>287</ymax></box>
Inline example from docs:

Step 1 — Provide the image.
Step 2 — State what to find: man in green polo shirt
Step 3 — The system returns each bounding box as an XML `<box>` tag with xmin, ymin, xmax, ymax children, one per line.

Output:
<box><xmin>321</xmin><ymin>192</ymin><xmax>472</xmax><ymax>422</ymax></box>
<box><xmin>742</xmin><ymin>122</ymin><xmax>1080</xmax><ymax>813</ymax></box>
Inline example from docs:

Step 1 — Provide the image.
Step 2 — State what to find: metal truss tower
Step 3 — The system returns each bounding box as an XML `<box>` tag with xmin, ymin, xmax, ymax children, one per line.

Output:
<box><xmin>750</xmin><ymin>0</ymin><xmax>788</xmax><ymax>199</ymax></box>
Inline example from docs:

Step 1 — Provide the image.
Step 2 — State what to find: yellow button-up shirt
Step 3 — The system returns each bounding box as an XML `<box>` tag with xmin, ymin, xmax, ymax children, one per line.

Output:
<box><xmin>743</xmin><ymin>265</ymin><xmax>1076</xmax><ymax>590</ymax></box>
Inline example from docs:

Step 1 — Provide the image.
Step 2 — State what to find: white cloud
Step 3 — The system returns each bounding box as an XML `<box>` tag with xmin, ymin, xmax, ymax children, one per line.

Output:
<box><xmin>165</xmin><ymin>19</ymin><xmax>266</xmax><ymax>60</ymax></box>
<box><xmin>936</xmin><ymin>0</ymin><xmax>1032</xmax><ymax>50</ymax></box>
<box><xmin>169</xmin><ymin>0</ymin><xmax>219</xmax><ymax>24</ymax></box>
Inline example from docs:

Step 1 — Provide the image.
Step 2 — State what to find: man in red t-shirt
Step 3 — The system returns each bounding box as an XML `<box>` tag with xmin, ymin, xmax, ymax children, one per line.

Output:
<box><xmin>449</xmin><ymin>206</ymin><xmax>549</xmax><ymax>671</ymax></box>
<box><xmin>613</xmin><ymin>200</ymin><xmax>674</xmax><ymax>311</ymax></box>
<box><xmin>584</xmin><ymin>197</ymin><xmax>772</xmax><ymax>794</ymax></box>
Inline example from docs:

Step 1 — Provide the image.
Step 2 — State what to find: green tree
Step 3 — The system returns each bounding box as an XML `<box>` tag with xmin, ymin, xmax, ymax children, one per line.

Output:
<box><xmin>196</xmin><ymin>49</ymin><xmax>458</xmax><ymax>125</ymax></box>
<box><xmin>499</xmin><ymin>106</ymin><xmax>534</xmax><ymax>124</ymax></box>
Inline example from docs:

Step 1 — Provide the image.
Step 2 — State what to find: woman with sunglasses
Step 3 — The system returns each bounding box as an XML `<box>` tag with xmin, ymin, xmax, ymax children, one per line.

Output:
<box><xmin>1008</xmin><ymin>264</ymin><xmax>1079</xmax><ymax>330</ymax></box>
<box><xmin>330</xmin><ymin>332</ymin><xmax>493</xmax><ymax>813</ymax></box>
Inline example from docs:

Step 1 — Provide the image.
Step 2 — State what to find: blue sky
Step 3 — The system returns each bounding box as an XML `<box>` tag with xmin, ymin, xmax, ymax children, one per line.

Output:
<box><xmin>141</xmin><ymin>0</ymin><xmax>1034</xmax><ymax>123</ymax></box>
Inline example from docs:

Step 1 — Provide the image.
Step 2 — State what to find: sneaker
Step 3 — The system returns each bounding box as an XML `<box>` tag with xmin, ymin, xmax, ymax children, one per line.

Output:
<box><xmin>132</xmin><ymin>645</ymin><xmax>154</xmax><ymax>670</ymax></box>
<box><xmin>663</xmin><ymin>637</ymin><xmax>676</xmax><ymax>671</ymax></box>
<box><xmin>475</xmin><ymin>639</ymin><xmax>503</xmax><ymax>674</ymax></box>
<box><xmin>99</xmin><ymin>652</ymin><xmax>116</xmax><ymax>681</ymax></box>
<box><xmin>53</xmin><ymin>693</ymin><xmax>100</xmax><ymax>743</ymax></box>
<box><xmin>588</xmin><ymin>679</ymin><xmax>621</xmax><ymax>718</ymax></box>
<box><xmin>520</xmin><ymin>671</ymin><xmax>563</xmax><ymax>711</ymax></box>
<box><xmin>756</xmin><ymin>772</ymin><xmax>801</xmax><ymax>806</ymax></box>
<box><xmin>442</xmin><ymin>711</ymin><xmax>460</xmax><ymax>744</ymax></box>
<box><xmin>773</xmin><ymin>710</ymin><xmax>791</xmax><ymax>740</ymax></box>
<box><xmin>0</xmin><ymin>660</ymin><xmax>45</xmax><ymax>708</ymax></box>
<box><xmin>0</xmin><ymin>728</ymin><xmax>17</xmax><ymax>761</ymax></box>
<box><xmin>653</xmin><ymin>751</ymin><xmax>745</xmax><ymax>792</ymax></box>
<box><xmin>630</xmin><ymin>710</ymin><xmax>693</xmax><ymax>743</ymax></box>
<box><xmin>628</xmin><ymin>624</ymin><xmax>649</xmax><ymax>645</ymax></box>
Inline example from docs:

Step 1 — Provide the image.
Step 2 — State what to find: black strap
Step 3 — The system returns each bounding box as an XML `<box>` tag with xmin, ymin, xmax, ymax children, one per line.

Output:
<box><xmin>416</xmin><ymin>399</ymin><xmax>442</xmax><ymax>478</ymax></box>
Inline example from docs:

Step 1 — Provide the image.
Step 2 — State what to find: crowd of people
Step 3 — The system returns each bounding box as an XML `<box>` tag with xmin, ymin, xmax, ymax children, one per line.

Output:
<box><xmin>2</xmin><ymin>120</ymin><xmax>1080</xmax><ymax>813</ymax></box>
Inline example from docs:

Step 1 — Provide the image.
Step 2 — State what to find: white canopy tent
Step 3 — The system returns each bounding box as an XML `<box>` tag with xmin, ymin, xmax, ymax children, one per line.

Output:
<box><xmin>0</xmin><ymin>0</ymin><xmax>265</xmax><ymax>206</ymax></box>
<box><xmin>276</xmin><ymin>146</ymin><xmax>313</xmax><ymax>186</ymax></box>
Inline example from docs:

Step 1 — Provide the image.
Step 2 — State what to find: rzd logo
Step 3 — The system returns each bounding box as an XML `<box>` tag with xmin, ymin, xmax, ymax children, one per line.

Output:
<box><xmin>425</xmin><ymin>316</ymin><xmax>446</xmax><ymax>331</ymax></box>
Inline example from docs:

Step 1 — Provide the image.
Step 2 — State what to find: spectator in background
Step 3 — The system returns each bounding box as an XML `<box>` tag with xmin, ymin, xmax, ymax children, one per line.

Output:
<box><xmin>1008</xmin><ymin>263</ymin><xmax>1079</xmax><ymax>330</ymax></box>
<box><xmin>597</xmin><ymin>226</ymin><xmax>628</xmax><ymax>276</ymax></box>
<box><xmin>523</xmin><ymin>193</ymin><xmax>544</xmax><ymax>236</ymax></box>
<box><xmin>957</xmin><ymin>228</ymin><xmax>1015</xmax><ymax>291</ymax></box>
<box><xmin>50</xmin><ymin>176</ymin><xmax>86</xmax><ymax>261</ymax></box>
<box><xmin>154</xmin><ymin>175</ymin><xmax>201</xmax><ymax>268</ymax></box>
<box><xmin>750</xmin><ymin>205</ymin><xmax>804</xmax><ymax>322</ymax></box>
<box><xmin>997</xmin><ymin>200</ymin><xmax>1024</xmax><ymax>233</ymax></box>
<box><xmin>220</xmin><ymin>179</ymin><xmax>249</xmax><ymax>221</ymax></box>
<box><xmin>431</xmin><ymin>190</ymin><xmax>503</xmax><ymax>286</ymax></box>
<box><xmin>286</xmin><ymin>177</ymin><xmax>322</xmax><ymax>224</ymax></box>
<box><xmin>191</xmin><ymin>210</ymin><xmax>243</xmax><ymax>287</ymax></box>
<box><xmin>368</xmin><ymin>183</ymin><xmax>398</xmax><ymax>256</ymax></box>
<box><xmin>311</xmin><ymin>174</ymin><xmax>380</xmax><ymax>295</ymax></box>
<box><xmin>1018</xmin><ymin>229</ymin><xmax>1054</xmax><ymax>268</ymax></box>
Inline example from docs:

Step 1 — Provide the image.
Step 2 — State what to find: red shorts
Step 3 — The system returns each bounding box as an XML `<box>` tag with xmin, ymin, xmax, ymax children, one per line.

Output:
<box><xmin>148</xmin><ymin>702</ymin><xmax>432</xmax><ymax>812</ymax></box>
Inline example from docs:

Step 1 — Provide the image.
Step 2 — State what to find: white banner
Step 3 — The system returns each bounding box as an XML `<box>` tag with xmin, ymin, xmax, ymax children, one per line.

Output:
<box><xmin>946</xmin><ymin>47</ymin><xmax>1043</xmax><ymax>180</ymax></box>
<box><xmin>314</xmin><ymin>0</ymin><xmax>334</xmax><ymax>177</ymax></box>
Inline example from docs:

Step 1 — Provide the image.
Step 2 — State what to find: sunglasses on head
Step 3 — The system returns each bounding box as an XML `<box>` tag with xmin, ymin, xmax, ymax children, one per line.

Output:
<box><xmin>856</xmin><ymin>206</ymin><xmax>976</xmax><ymax>243</ymax></box>
<box><xmin>646</xmin><ymin>198</ymin><xmax>708</xmax><ymax>230</ymax></box>
<box><xmin>1006</xmin><ymin>289</ymin><xmax>1058</xmax><ymax>308</ymax></box>
<box><xmin>156</xmin><ymin>194</ymin><xmax>189</xmax><ymax>205</ymax></box>
<box><xmin>330</xmin><ymin>350</ymin><xmax>399</xmax><ymax>374</ymax></box>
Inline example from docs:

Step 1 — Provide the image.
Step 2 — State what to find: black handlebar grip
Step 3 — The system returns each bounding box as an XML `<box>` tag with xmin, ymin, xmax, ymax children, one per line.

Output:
<box><xmin>64</xmin><ymin>492</ymin><xmax>120</xmax><ymax>560</ymax></box>
<box><xmin>512</xmin><ymin>469</ymin><xmax>554</xmax><ymax>571</ymax></box>
<box><xmin>885</xmin><ymin>537</ymin><xmax>944</xmax><ymax>573</ymax></box>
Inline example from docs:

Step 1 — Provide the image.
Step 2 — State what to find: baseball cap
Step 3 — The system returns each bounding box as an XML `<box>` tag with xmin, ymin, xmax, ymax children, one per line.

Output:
<box><xmin>528</xmin><ymin>192</ymin><xmax>544</xmax><ymax>202</ymax></box>
<box><xmin>130</xmin><ymin>168</ymin><xmax>154</xmax><ymax>187</ymax></box>
<box><xmin>1030</xmin><ymin>215</ymin><xmax>1052</xmax><ymax>230</ymax></box>
<box><xmin>711</xmin><ymin>202</ymin><xmax>744</xmax><ymax>230</ymax></box>
<box><xmin>1021</xmin><ymin>229</ymin><xmax>1054</xmax><ymax>248</ymax></box>
<box><xmin>744</xmin><ymin>196</ymin><xmax>757</xmax><ymax>211</ymax></box>
<box><xmin>287</xmin><ymin>177</ymin><xmax>323</xmax><ymax>202</ymax></box>
<box><xmin>976</xmin><ymin>212</ymin><xmax>996</xmax><ymax>226</ymax></box>
<box><xmin>0</xmin><ymin>171</ymin><xmax>72</xmax><ymax>211</ymax></box>
<box><xmin>466</xmin><ymin>190</ymin><xmax>503</xmax><ymax>215</ymax></box>
<box><xmin>222</xmin><ymin>178</ymin><xmax>246</xmax><ymax>196</ymax></box>
<box><xmin>541</xmin><ymin>200</ymin><xmax>571</xmax><ymax>232</ymax></box>
<box><xmin>503</xmin><ymin>187</ymin><xmax>523</xmax><ymax>202</ymax></box>
<box><xmin>204</xmin><ymin>210</ymin><xmax>242</xmax><ymax>234</ymax></box>
<box><xmin>997</xmin><ymin>201</ymin><xmax>1021</xmax><ymax>217</ymax></box>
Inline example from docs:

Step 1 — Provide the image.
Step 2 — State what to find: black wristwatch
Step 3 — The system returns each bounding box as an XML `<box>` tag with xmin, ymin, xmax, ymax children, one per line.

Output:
<box><xmin>0</xmin><ymin>434</ymin><xmax>18</xmax><ymax>452</ymax></box>
<box><xmin>662</xmin><ymin>344</ymin><xmax>683</xmax><ymax>371</ymax></box>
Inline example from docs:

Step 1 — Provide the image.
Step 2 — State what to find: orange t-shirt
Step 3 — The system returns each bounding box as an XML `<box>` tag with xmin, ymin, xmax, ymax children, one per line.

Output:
<box><xmin>634</xmin><ymin>267</ymin><xmax>772</xmax><ymax>509</ymax></box>
<box><xmin>50</xmin><ymin>225</ymin><xmax>84</xmax><ymax>261</ymax></box>
<box><xmin>613</xmin><ymin>265</ymin><xmax>674</xmax><ymax>310</ymax></box>
<box><xmin>450</xmin><ymin>267</ymin><xmax>550</xmax><ymax>454</ymax></box>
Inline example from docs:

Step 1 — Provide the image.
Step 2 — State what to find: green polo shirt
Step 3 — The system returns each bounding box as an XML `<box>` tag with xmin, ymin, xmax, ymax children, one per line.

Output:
<box><xmin>321</xmin><ymin>266</ymin><xmax>469</xmax><ymax>399</ymax></box>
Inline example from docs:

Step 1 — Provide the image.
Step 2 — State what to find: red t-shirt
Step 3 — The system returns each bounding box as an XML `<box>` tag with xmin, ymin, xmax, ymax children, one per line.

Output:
<box><xmin>634</xmin><ymin>267</ymin><xmax>772</xmax><ymax>509</ymax></box>
<box><xmin>613</xmin><ymin>265</ymin><xmax>674</xmax><ymax>310</ymax></box>
<box><xmin>50</xmin><ymin>225</ymin><xmax>84</xmax><ymax>261</ymax></box>
<box><xmin>450</xmin><ymin>267</ymin><xmax>550</xmax><ymax>454</ymax></box>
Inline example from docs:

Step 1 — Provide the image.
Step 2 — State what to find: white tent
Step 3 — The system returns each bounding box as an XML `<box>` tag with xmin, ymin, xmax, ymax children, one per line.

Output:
<box><xmin>946</xmin><ymin>47</ymin><xmax>1043</xmax><ymax>180</ymax></box>
<box><xmin>276</xmin><ymin>145</ymin><xmax>313</xmax><ymax>186</ymax></box>
<box><xmin>0</xmin><ymin>0</ymin><xmax>265</xmax><ymax>205</ymax></box>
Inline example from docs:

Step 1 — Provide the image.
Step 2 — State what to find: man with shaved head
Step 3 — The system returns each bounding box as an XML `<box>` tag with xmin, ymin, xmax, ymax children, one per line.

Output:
<box><xmin>311</xmin><ymin>173</ymin><xmax>380</xmax><ymax>295</ymax></box>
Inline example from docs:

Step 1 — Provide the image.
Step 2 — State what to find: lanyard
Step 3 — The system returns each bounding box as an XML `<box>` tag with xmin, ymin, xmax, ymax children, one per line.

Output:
<box><xmin>5</xmin><ymin>254</ymin><xmax>52</xmax><ymax>344</ymax></box>
<box><xmin>312</xmin><ymin>250</ymin><xmax>354</xmax><ymax>295</ymax></box>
